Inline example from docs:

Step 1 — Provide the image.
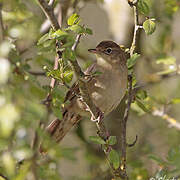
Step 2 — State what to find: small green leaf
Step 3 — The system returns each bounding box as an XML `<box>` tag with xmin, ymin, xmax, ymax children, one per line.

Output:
<box><xmin>68</xmin><ymin>24</ymin><xmax>85</xmax><ymax>34</ymax></box>
<box><xmin>51</xmin><ymin>29</ymin><xmax>68</xmax><ymax>39</ymax></box>
<box><xmin>37</xmin><ymin>33</ymin><xmax>49</xmax><ymax>45</ymax></box>
<box><xmin>42</xmin><ymin>39</ymin><xmax>55</xmax><ymax>48</ymax></box>
<box><xmin>89</xmin><ymin>136</ymin><xmax>106</xmax><ymax>145</ymax></box>
<box><xmin>138</xmin><ymin>0</ymin><xmax>150</xmax><ymax>16</ymax></box>
<box><xmin>63</xmin><ymin>48</ymin><xmax>76</xmax><ymax>61</ymax></box>
<box><xmin>107</xmin><ymin>136</ymin><xmax>117</xmax><ymax>146</ymax></box>
<box><xmin>63</xmin><ymin>70</ymin><xmax>73</xmax><ymax>83</ymax></box>
<box><xmin>143</xmin><ymin>19</ymin><xmax>156</xmax><ymax>35</ymax></box>
<box><xmin>127</xmin><ymin>53</ymin><xmax>140</xmax><ymax>69</ymax></box>
<box><xmin>108</xmin><ymin>149</ymin><xmax>120</xmax><ymax>169</ymax></box>
<box><xmin>136</xmin><ymin>99</ymin><xmax>151</xmax><ymax>113</ymax></box>
<box><xmin>136</xmin><ymin>90</ymin><xmax>148</xmax><ymax>100</ymax></box>
<box><xmin>47</xmin><ymin>69</ymin><xmax>61</xmax><ymax>80</ymax></box>
<box><xmin>85</xmin><ymin>28</ymin><xmax>93</xmax><ymax>35</ymax></box>
<box><xmin>67</xmin><ymin>13</ymin><xmax>80</xmax><ymax>26</ymax></box>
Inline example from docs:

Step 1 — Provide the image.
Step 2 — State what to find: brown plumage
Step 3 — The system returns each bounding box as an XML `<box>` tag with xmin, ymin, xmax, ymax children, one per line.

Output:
<box><xmin>40</xmin><ymin>41</ymin><xmax>128</xmax><ymax>149</ymax></box>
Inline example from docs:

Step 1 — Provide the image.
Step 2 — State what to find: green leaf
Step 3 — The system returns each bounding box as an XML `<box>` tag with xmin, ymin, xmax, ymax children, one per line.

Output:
<box><xmin>50</xmin><ymin>29</ymin><xmax>68</xmax><ymax>39</ymax></box>
<box><xmin>67</xmin><ymin>13</ymin><xmax>80</xmax><ymax>26</ymax></box>
<box><xmin>68</xmin><ymin>24</ymin><xmax>85</xmax><ymax>34</ymax></box>
<box><xmin>138</xmin><ymin>0</ymin><xmax>150</xmax><ymax>16</ymax></box>
<box><xmin>108</xmin><ymin>149</ymin><xmax>120</xmax><ymax>169</ymax></box>
<box><xmin>63</xmin><ymin>70</ymin><xmax>73</xmax><ymax>83</ymax></box>
<box><xmin>42</xmin><ymin>39</ymin><xmax>55</xmax><ymax>48</ymax></box>
<box><xmin>107</xmin><ymin>136</ymin><xmax>117</xmax><ymax>146</ymax></box>
<box><xmin>89</xmin><ymin>136</ymin><xmax>106</xmax><ymax>145</ymax></box>
<box><xmin>143</xmin><ymin>19</ymin><xmax>156</xmax><ymax>35</ymax></box>
<box><xmin>127</xmin><ymin>53</ymin><xmax>140</xmax><ymax>69</ymax></box>
<box><xmin>37</xmin><ymin>33</ymin><xmax>49</xmax><ymax>45</ymax></box>
<box><xmin>85</xmin><ymin>28</ymin><xmax>93</xmax><ymax>35</ymax></box>
<box><xmin>156</xmin><ymin>56</ymin><xmax>176</xmax><ymax>65</ymax></box>
<box><xmin>136</xmin><ymin>99</ymin><xmax>151</xmax><ymax>113</ymax></box>
<box><xmin>47</xmin><ymin>69</ymin><xmax>61</xmax><ymax>80</ymax></box>
<box><xmin>136</xmin><ymin>90</ymin><xmax>148</xmax><ymax>100</ymax></box>
<box><xmin>62</xmin><ymin>48</ymin><xmax>76</xmax><ymax>61</ymax></box>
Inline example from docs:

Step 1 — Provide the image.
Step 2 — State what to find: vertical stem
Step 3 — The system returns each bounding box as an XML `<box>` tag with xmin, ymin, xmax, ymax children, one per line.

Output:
<box><xmin>120</xmin><ymin>1</ymin><xmax>139</xmax><ymax>179</ymax></box>
<box><xmin>0</xmin><ymin>3</ymin><xmax>5</xmax><ymax>41</ymax></box>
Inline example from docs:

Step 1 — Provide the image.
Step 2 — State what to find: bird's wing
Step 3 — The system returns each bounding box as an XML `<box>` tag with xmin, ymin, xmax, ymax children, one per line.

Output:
<box><xmin>64</xmin><ymin>63</ymin><xmax>97</xmax><ymax>103</ymax></box>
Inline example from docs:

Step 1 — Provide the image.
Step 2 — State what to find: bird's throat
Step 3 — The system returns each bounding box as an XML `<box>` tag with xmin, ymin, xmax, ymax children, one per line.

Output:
<box><xmin>96</xmin><ymin>55</ymin><xmax>112</xmax><ymax>69</ymax></box>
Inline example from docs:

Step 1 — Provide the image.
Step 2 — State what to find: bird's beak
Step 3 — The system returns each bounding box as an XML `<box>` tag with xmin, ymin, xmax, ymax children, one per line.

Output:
<box><xmin>88</xmin><ymin>48</ymin><xmax>97</xmax><ymax>54</ymax></box>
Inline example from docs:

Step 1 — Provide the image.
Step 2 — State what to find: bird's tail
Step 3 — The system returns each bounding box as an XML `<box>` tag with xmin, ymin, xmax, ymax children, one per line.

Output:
<box><xmin>39</xmin><ymin>109</ymin><xmax>81</xmax><ymax>153</ymax></box>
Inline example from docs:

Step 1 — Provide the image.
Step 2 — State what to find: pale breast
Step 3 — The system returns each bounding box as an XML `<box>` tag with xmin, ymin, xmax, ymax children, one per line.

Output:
<box><xmin>87</xmin><ymin>64</ymin><xmax>127</xmax><ymax>115</ymax></box>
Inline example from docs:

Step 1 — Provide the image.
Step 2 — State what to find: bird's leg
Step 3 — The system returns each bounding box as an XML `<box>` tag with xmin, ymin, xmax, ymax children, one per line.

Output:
<box><xmin>94</xmin><ymin>107</ymin><xmax>110</xmax><ymax>141</ymax></box>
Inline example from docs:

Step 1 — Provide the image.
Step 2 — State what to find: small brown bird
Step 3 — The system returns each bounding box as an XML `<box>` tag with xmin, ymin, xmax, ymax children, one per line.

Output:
<box><xmin>41</xmin><ymin>41</ymin><xmax>128</xmax><ymax>147</ymax></box>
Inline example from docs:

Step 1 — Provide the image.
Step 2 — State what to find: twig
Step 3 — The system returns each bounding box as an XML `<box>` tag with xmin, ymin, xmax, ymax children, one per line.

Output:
<box><xmin>37</xmin><ymin>0</ymin><xmax>62</xmax><ymax>108</ymax></box>
<box><xmin>48</xmin><ymin>0</ymin><xmax>55</xmax><ymax>7</ymax></box>
<box><xmin>37</xmin><ymin>0</ymin><xmax>60</xmax><ymax>30</ymax></box>
<box><xmin>129</xmin><ymin>0</ymin><xmax>139</xmax><ymax>57</ymax></box>
<box><xmin>28</xmin><ymin>71</ymin><xmax>46</xmax><ymax>76</ymax></box>
<box><xmin>119</xmin><ymin>1</ymin><xmax>140</xmax><ymax>179</ymax></box>
<box><xmin>0</xmin><ymin>3</ymin><xmax>5</xmax><ymax>41</ymax></box>
<box><xmin>72</xmin><ymin>34</ymin><xmax>82</xmax><ymax>51</ymax></box>
<box><xmin>152</xmin><ymin>107</ymin><xmax>180</xmax><ymax>130</ymax></box>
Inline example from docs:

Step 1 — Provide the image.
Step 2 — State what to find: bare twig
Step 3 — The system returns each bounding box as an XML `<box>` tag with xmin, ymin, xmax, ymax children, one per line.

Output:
<box><xmin>119</xmin><ymin>1</ymin><xmax>140</xmax><ymax>179</ymax></box>
<box><xmin>152</xmin><ymin>107</ymin><xmax>180</xmax><ymax>130</ymax></box>
<box><xmin>28</xmin><ymin>71</ymin><xmax>46</xmax><ymax>76</ymax></box>
<box><xmin>72</xmin><ymin>34</ymin><xmax>82</xmax><ymax>51</ymax></box>
<box><xmin>129</xmin><ymin>0</ymin><xmax>139</xmax><ymax>57</ymax></box>
<box><xmin>0</xmin><ymin>3</ymin><xmax>5</xmax><ymax>41</ymax></box>
<box><xmin>48</xmin><ymin>0</ymin><xmax>55</xmax><ymax>7</ymax></box>
<box><xmin>38</xmin><ymin>0</ymin><xmax>60</xmax><ymax>30</ymax></box>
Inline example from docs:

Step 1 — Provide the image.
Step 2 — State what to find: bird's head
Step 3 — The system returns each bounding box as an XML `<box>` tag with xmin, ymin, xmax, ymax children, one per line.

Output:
<box><xmin>88</xmin><ymin>41</ymin><xmax>126</xmax><ymax>64</ymax></box>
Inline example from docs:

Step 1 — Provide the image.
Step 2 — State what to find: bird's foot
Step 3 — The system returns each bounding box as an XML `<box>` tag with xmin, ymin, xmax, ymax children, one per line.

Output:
<box><xmin>90</xmin><ymin>107</ymin><xmax>104</xmax><ymax>123</ymax></box>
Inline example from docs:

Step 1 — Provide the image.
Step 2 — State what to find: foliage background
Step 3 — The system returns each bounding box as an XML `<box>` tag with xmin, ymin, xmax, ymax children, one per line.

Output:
<box><xmin>0</xmin><ymin>0</ymin><xmax>180</xmax><ymax>179</ymax></box>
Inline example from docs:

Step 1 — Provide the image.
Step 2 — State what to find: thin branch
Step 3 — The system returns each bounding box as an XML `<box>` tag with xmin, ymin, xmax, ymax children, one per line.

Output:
<box><xmin>48</xmin><ymin>0</ymin><xmax>55</xmax><ymax>7</ymax></box>
<box><xmin>152</xmin><ymin>107</ymin><xmax>180</xmax><ymax>130</ymax></box>
<box><xmin>37</xmin><ymin>0</ymin><xmax>62</xmax><ymax>107</ymax></box>
<box><xmin>0</xmin><ymin>3</ymin><xmax>5</xmax><ymax>41</ymax></box>
<box><xmin>28</xmin><ymin>71</ymin><xmax>46</xmax><ymax>76</ymax></box>
<box><xmin>119</xmin><ymin>1</ymin><xmax>140</xmax><ymax>179</ymax></box>
<box><xmin>72</xmin><ymin>34</ymin><xmax>82</xmax><ymax>51</ymax></box>
<box><xmin>37</xmin><ymin>0</ymin><xmax>60</xmax><ymax>30</ymax></box>
<box><xmin>130</xmin><ymin>0</ymin><xmax>139</xmax><ymax>57</ymax></box>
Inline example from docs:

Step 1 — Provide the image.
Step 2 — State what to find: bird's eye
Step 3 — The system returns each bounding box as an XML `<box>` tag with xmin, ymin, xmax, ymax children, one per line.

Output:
<box><xmin>106</xmin><ymin>48</ymin><xmax>112</xmax><ymax>54</ymax></box>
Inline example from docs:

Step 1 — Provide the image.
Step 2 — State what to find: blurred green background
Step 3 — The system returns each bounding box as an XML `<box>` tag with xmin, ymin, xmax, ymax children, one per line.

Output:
<box><xmin>0</xmin><ymin>0</ymin><xmax>180</xmax><ymax>179</ymax></box>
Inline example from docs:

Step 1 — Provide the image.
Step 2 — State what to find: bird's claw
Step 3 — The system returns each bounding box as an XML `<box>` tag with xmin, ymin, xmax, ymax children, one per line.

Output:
<box><xmin>90</xmin><ymin>108</ymin><xmax>104</xmax><ymax>123</ymax></box>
